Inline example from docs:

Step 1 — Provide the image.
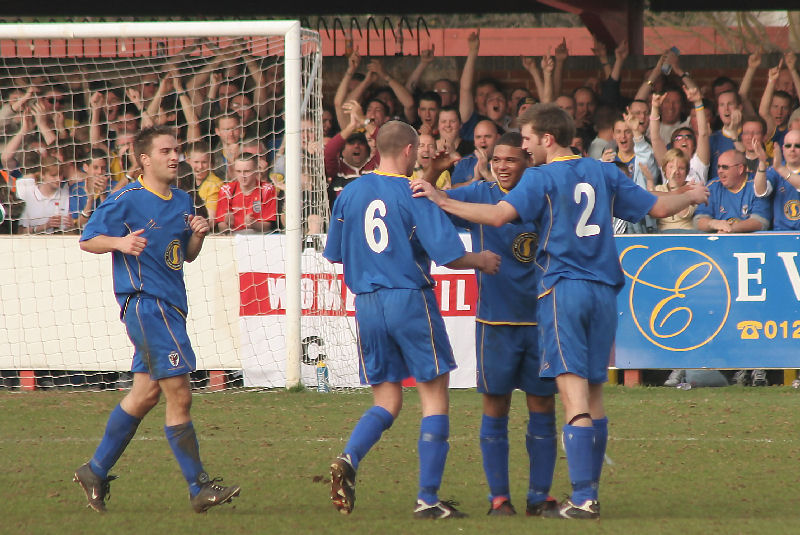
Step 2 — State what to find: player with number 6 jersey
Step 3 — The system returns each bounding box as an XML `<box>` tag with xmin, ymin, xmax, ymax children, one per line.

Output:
<box><xmin>411</xmin><ymin>104</ymin><xmax>709</xmax><ymax>520</ymax></box>
<box><xmin>324</xmin><ymin>121</ymin><xmax>500</xmax><ymax>519</ymax></box>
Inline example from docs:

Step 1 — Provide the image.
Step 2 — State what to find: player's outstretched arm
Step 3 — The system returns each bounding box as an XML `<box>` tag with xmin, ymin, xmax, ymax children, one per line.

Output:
<box><xmin>185</xmin><ymin>215</ymin><xmax>210</xmax><ymax>262</ymax></box>
<box><xmin>410</xmin><ymin>179</ymin><xmax>518</xmax><ymax>227</ymax></box>
<box><xmin>445</xmin><ymin>250</ymin><xmax>501</xmax><ymax>275</ymax></box>
<box><xmin>80</xmin><ymin>229</ymin><xmax>147</xmax><ymax>256</ymax></box>
<box><xmin>648</xmin><ymin>183</ymin><xmax>709</xmax><ymax>219</ymax></box>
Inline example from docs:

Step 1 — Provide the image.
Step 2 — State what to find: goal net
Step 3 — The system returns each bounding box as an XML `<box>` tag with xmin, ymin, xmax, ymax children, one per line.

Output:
<box><xmin>0</xmin><ymin>21</ymin><xmax>361</xmax><ymax>391</ymax></box>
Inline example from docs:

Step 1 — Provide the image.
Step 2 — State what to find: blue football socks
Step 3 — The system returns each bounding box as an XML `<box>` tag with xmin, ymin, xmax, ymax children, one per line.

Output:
<box><xmin>592</xmin><ymin>417</ymin><xmax>608</xmax><ymax>500</ymax></box>
<box><xmin>165</xmin><ymin>421</ymin><xmax>205</xmax><ymax>497</ymax></box>
<box><xmin>526</xmin><ymin>411</ymin><xmax>557</xmax><ymax>505</ymax></box>
<box><xmin>562</xmin><ymin>424</ymin><xmax>595</xmax><ymax>504</ymax></box>
<box><xmin>90</xmin><ymin>404</ymin><xmax>141</xmax><ymax>479</ymax></box>
<box><xmin>343</xmin><ymin>406</ymin><xmax>394</xmax><ymax>471</ymax></box>
<box><xmin>480</xmin><ymin>414</ymin><xmax>510</xmax><ymax>501</ymax></box>
<box><xmin>418</xmin><ymin>414</ymin><xmax>449</xmax><ymax>505</ymax></box>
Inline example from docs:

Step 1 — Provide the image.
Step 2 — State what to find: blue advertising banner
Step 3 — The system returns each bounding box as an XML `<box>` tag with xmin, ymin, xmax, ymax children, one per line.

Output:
<box><xmin>614</xmin><ymin>233</ymin><xmax>800</xmax><ymax>369</ymax></box>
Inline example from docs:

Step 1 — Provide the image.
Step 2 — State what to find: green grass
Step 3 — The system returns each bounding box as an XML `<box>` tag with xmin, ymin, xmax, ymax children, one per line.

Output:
<box><xmin>2</xmin><ymin>386</ymin><xmax>799</xmax><ymax>534</ymax></box>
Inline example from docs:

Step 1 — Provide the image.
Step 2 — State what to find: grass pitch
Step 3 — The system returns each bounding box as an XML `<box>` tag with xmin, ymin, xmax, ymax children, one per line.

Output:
<box><xmin>1</xmin><ymin>386</ymin><xmax>799</xmax><ymax>534</ymax></box>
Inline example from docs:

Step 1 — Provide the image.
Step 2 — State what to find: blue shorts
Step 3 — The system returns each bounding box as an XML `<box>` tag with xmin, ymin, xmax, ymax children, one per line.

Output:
<box><xmin>475</xmin><ymin>322</ymin><xmax>556</xmax><ymax>397</ymax></box>
<box><xmin>123</xmin><ymin>294</ymin><xmax>196</xmax><ymax>380</ymax></box>
<box><xmin>354</xmin><ymin>287</ymin><xmax>457</xmax><ymax>385</ymax></box>
<box><xmin>537</xmin><ymin>279</ymin><xmax>616</xmax><ymax>384</ymax></box>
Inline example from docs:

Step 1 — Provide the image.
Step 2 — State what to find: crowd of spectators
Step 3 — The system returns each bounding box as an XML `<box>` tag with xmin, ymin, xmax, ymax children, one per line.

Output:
<box><xmin>3</xmin><ymin>31</ymin><xmax>800</xmax><ymax>387</ymax></box>
<box><xmin>3</xmin><ymin>34</ymin><xmax>800</xmax><ymax>244</ymax></box>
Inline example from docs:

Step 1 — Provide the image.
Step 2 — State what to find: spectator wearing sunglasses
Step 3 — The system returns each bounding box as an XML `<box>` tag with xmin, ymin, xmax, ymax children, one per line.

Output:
<box><xmin>753</xmin><ymin>129</ymin><xmax>800</xmax><ymax>231</ymax></box>
<box><xmin>694</xmin><ymin>149</ymin><xmax>770</xmax><ymax>233</ymax></box>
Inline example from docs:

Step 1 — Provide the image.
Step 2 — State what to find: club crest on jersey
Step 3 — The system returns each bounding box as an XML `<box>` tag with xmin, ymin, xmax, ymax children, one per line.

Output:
<box><xmin>740</xmin><ymin>205</ymin><xmax>749</xmax><ymax>218</ymax></box>
<box><xmin>183</xmin><ymin>213</ymin><xmax>191</xmax><ymax>229</ymax></box>
<box><xmin>784</xmin><ymin>200</ymin><xmax>800</xmax><ymax>220</ymax></box>
<box><xmin>252</xmin><ymin>200</ymin><xmax>261</xmax><ymax>214</ymax></box>
<box><xmin>512</xmin><ymin>232</ymin><xmax>538</xmax><ymax>263</ymax></box>
<box><xmin>164</xmin><ymin>239</ymin><xmax>184</xmax><ymax>270</ymax></box>
<box><xmin>168</xmin><ymin>351</ymin><xmax>180</xmax><ymax>367</ymax></box>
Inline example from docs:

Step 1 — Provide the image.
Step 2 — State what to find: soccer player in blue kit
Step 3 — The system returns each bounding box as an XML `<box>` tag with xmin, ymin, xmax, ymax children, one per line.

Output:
<box><xmin>324</xmin><ymin>120</ymin><xmax>501</xmax><ymax>519</ymax></box>
<box><xmin>412</xmin><ymin>104</ymin><xmax>709</xmax><ymax>519</ymax></box>
<box><xmin>428</xmin><ymin>132</ymin><xmax>558</xmax><ymax>516</ymax></box>
<box><xmin>73</xmin><ymin>126</ymin><xmax>240</xmax><ymax>513</ymax></box>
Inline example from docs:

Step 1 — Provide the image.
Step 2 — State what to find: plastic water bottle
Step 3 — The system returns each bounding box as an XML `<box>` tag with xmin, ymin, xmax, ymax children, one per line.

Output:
<box><xmin>316</xmin><ymin>361</ymin><xmax>330</xmax><ymax>393</ymax></box>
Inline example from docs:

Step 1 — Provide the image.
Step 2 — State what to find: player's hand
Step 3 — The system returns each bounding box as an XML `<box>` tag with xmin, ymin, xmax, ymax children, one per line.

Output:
<box><xmin>117</xmin><ymin>228</ymin><xmax>147</xmax><ymax>256</ymax></box>
<box><xmin>410</xmin><ymin>178</ymin><xmax>446</xmax><ymax>205</ymax></box>
<box><xmin>685</xmin><ymin>183</ymin><xmax>710</xmax><ymax>205</ymax></box>
<box><xmin>476</xmin><ymin>250</ymin><xmax>501</xmax><ymax>275</ymax></box>
<box><xmin>188</xmin><ymin>214</ymin><xmax>209</xmax><ymax>237</ymax></box>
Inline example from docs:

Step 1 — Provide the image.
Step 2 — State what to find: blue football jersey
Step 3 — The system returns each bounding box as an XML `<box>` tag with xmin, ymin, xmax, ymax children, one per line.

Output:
<box><xmin>447</xmin><ymin>181</ymin><xmax>538</xmax><ymax>324</ymax></box>
<box><xmin>694</xmin><ymin>178</ymin><xmax>772</xmax><ymax>226</ymax></box>
<box><xmin>764</xmin><ymin>168</ymin><xmax>800</xmax><ymax>230</ymax></box>
<box><xmin>503</xmin><ymin>155</ymin><xmax>657</xmax><ymax>293</ymax></box>
<box><xmin>450</xmin><ymin>154</ymin><xmax>478</xmax><ymax>186</ymax></box>
<box><xmin>80</xmin><ymin>180</ymin><xmax>195</xmax><ymax>314</ymax></box>
<box><xmin>324</xmin><ymin>171</ymin><xmax>467</xmax><ymax>294</ymax></box>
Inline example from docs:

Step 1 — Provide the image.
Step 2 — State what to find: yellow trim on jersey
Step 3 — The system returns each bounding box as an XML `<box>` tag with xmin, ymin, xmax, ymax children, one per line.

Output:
<box><xmin>497</xmin><ymin>182</ymin><xmax>510</xmax><ymax>194</ymax></box>
<box><xmin>478</xmin><ymin>322</ymin><xmax>488</xmax><ymax>391</ymax></box>
<box><xmin>354</xmin><ymin>316</ymin><xmax>370</xmax><ymax>384</ymax></box>
<box><xmin>420</xmin><ymin>289</ymin><xmax>440</xmax><ymax>375</ymax></box>
<box><xmin>138</xmin><ymin>177</ymin><xmax>172</xmax><ymax>200</ymax></box>
<box><xmin>122</xmin><ymin>223</ymin><xmax>143</xmax><ymax>290</ymax></box>
<box><xmin>617</xmin><ymin>152</ymin><xmax>635</xmax><ymax>164</ymax></box>
<box><xmin>729</xmin><ymin>179</ymin><xmax>747</xmax><ymax>194</ymax></box>
<box><xmin>552</xmin><ymin>286</ymin><xmax>569</xmax><ymax>372</ymax></box>
<box><xmin>157</xmin><ymin>298</ymin><xmax>188</xmax><ymax>364</ymax></box>
<box><xmin>551</xmin><ymin>155</ymin><xmax>580</xmax><ymax>162</ymax></box>
<box><xmin>113</xmin><ymin>186</ymin><xmax>144</xmax><ymax>201</ymax></box>
<box><xmin>133</xmin><ymin>298</ymin><xmax>152</xmax><ymax>371</ymax></box>
<box><xmin>476</xmin><ymin>319</ymin><xmax>538</xmax><ymax>326</ymax></box>
<box><xmin>538</xmin><ymin>287</ymin><xmax>553</xmax><ymax>299</ymax></box>
<box><xmin>373</xmin><ymin>170</ymin><xmax>412</xmax><ymax>180</ymax></box>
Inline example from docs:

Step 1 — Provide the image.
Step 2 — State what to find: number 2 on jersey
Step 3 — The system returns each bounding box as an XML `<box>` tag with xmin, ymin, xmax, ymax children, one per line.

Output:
<box><xmin>364</xmin><ymin>199</ymin><xmax>389</xmax><ymax>253</ymax></box>
<box><xmin>574</xmin><ymin>183</ymin><xmax>600</xmax><ymax>237</ymax></box>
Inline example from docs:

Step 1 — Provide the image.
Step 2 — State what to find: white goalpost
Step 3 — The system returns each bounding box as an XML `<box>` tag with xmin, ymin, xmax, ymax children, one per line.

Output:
<box><xmin>0</xmin><ymin>20</ymin><xmax>338</xmax><ymax>391</ymax></box>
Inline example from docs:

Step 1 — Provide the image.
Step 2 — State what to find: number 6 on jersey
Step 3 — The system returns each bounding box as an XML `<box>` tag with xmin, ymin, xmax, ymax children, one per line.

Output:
<box><xmin>365</xmin><ymin>199</ymin><xmax>389</xmax><ymax>253</ymax></box>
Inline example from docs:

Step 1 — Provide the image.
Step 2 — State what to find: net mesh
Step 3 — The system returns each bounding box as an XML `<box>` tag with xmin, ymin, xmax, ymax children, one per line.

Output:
<box><xmin>0</xmin><ymin>27</ymin><xmax>361</xmax><ymax>391</ymax></box>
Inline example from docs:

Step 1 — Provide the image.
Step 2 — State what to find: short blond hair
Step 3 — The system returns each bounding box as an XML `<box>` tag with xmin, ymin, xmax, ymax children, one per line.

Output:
<box><xmin>664</xmin><ymin>147</ymin><xmax>689</xmax><ymax>168</ymax></box>
<box><xmin>376</xmin><ymin>121</ymin><xmax>418</xmax><ymax>158</ymax></box>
